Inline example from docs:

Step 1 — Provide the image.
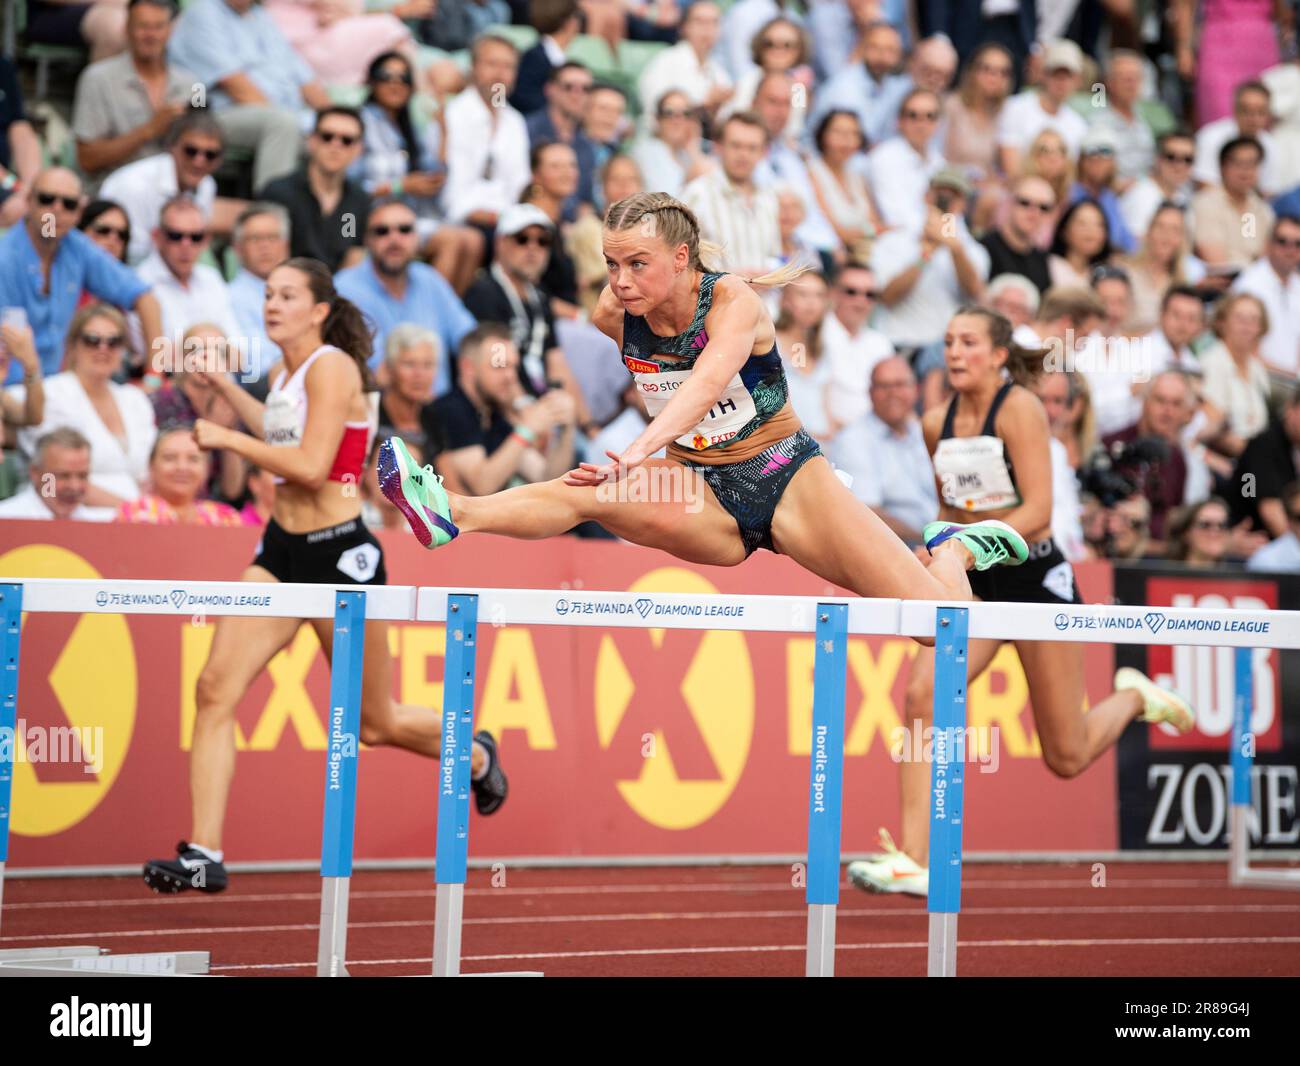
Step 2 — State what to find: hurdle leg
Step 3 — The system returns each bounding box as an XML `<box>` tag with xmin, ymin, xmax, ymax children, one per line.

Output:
<box><xmin>316</xmin><ymin>591</ymin><xmax>367</xmax><ymax>978</ymax></box>
<box><xmin>805</xmin><ymin>604</ymin><xmax>848</xmax><ymax>977</ymax></box>
<box><xmin>0</xmin><ymin>584</ymin><xmax>22</xmax><ymax>938</ymax></box>
<box><xmin>1229</xmin><ymin>646</ymin><xmax>1252</xmax><ymax>887</ymax></box>
<box><xmin>433</xmin><ymin>593</ymin><xmax>478</xmax><ymax>977</ymax></box>
<box><xmin>927</xmin><ymin>606</ymin><xmax>968</xmax><ymax>978</ymax></box>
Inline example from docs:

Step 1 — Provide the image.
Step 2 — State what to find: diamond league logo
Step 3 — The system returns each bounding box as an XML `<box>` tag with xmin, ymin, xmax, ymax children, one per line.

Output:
<box><xmin>1144</xmin><ymin>611</ymin><xmax>1166</xmax><ymax>634</ymax></box>
<box><xmin>634</xmin><ymin>597</ymin><xmax>653</xmax><ymax>619</ymax></box>
<box><xmin>169</xmin><ymin>589</ymin><xmax>188</xmax><ymax>609</ymax></box>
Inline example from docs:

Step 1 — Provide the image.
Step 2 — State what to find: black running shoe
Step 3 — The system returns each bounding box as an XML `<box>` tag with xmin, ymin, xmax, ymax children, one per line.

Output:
<box><xmin>471</xmin><ymin>730</ymin><xmax>508</xmax><ymax>815</ymax></box>
<box><xmin>143</xmin><ymin>841</ymin><xmax>228</xmax><ymax>894</ymax></box>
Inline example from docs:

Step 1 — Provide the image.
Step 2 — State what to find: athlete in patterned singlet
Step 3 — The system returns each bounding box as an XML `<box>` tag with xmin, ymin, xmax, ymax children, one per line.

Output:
<box><xmin>378</xmin><ymin>192</ymin><xmax>1029</xmax><ymax>612</ymax></box>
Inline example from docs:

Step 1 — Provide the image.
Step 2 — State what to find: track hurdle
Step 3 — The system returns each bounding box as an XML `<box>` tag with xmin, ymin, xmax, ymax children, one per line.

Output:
<box><xmin>0</xmin><ymin>578</ymin><xmax>417</xmax><ymax>977</ymax></box>
<box><xmin>1229</xmin><ymin>645</ymin><xmax>1300</xmax><ymax>890</ymax></box>
<box><xmin>900</xmin><ymin>597</ymin><xmax>1300</xmax><ymax>977</ymax></box>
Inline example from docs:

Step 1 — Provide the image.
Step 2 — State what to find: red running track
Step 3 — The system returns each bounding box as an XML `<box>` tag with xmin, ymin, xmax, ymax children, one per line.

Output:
<box><xmin>3</xmin><ymin>863</ymin><xmax>1299</xmax><ymax>977</ymax></box>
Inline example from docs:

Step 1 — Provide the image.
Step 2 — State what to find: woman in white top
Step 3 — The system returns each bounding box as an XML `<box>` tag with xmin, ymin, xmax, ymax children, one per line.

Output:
<box><xmin>806</xmin><ymin>110</ymin><xmax>884</xmax><ymax>264</ymax></box>
<box><xmin>1048</xmin><ymin>198</ymin><xmax>1113</xmax><ymax>290</ymax></box>
<box><xmin>1199</xmin><ymin>292</ymin><xmax>1274</xmax><ymax>453</ymax></box>
<box><xmin>773</xmin><ymin>271</ymin><xmax>839</xmax><ymax>443</ymax></box>
<box><xmin>18</xmin><ymin>304</ymin><xmax>156</xmax><ymax>506</ymax></box>
<box><xmin>630</xmin><ymin>90</ymin><xmax>713</xmax><ymax>198</ymax></box>
<box><xmin>718</xmin><ymin>16</ymin><xmax>813</xmax><ymax>142</ymax></box>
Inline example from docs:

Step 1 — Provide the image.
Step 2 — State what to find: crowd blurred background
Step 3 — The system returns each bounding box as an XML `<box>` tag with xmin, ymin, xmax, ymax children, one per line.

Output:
<box><xmin>2</xmin><ymin>0</ymin><xmax>1299</xmax><ymax>574</ymax></box>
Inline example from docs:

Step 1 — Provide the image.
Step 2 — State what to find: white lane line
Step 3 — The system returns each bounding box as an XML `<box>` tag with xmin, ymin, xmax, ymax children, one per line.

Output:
<box><xmin>1</xmin><ymin>876</ymin><xmax>1266</xmax><ymax>910</ymax></box>
<box><xmin>208</xmin><ymin>934</ymin><xmax>1300</xmax><ymax>972</ymax></box>
<box><xmin>5</xmin><ymin>903</ymin><xmax>1298</xmax><ymax>942</ymax></box>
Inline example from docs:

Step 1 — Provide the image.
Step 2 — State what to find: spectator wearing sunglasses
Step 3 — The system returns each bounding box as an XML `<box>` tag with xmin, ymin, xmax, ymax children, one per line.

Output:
<box><xmin>259</xmin><ymin>107</ymin><xmax>370</xmax><ymax>273</ymax></box>
<box><xmin>71</xmin><ymin>0</ymin><xmax>198</xmax><ymax>189</ymax></box>
<box><xmin>862</xmin><ymin>89</ymin><xmax>944</xmax><ymax>236</ymax></box>
<box><xmin>0</xmin><ymin>168</ymin><xmax>164</xmax><ymax>383</ymax></box>
<box><xmin>1232</xmin><ymin>214</ymin><xmax>1300</xmax><ymax>378</ymax></box>
<box><xmin>13</xmin><ymin>304</ymin><xmax>157</xmax><ymax>506</ymax></box>
<box><xmin>1165</xmin><ymin>497</ymin><xmax>1259</xmax><ymax>568</ymax></box>
<box><xmin>135</xmin><ymin>198</ymin><xmax>239</xmax><ymax>348</ymax></box>
<box><xmin>1068</xmin><ymin>127</ymin><xmax>1137</xmax><ymax>255</ymax></box>
<box><xmin>630</xmin><ymin>89</ymin><xmax>712</xmax><ymax>199</ymax></box>
<box><xmin>1119</xmin><ymin>130</ymin><xmax>1196</xmax><ymax>248</ymax></box>
<box><xmin>1246</xmin><ymin>482</ymin><xmax>1300</xmax><ymax>572</ymax></box>
<box><xmin>100</xmin><ymin>110</ymin><xmax>236</xmax><ymax>264</ymax></box>
<box><xmin>334</xmin><ymin>198</ymin><xmax>477</xmax><ymax>394</ymax></box>
<box><xmin>79</xmin><ymin>200</ymin><xmax>132</xmax><ymax>264</ymax></box>
<box><xmin>980</xmin><ymin>176</ymin><xmax>1055</xmax><ymax>295</ymax></box>
<box><xmin>524</xmin><ymin>62</ymin><xmax>598</xmax><ymax>220</ymax></box>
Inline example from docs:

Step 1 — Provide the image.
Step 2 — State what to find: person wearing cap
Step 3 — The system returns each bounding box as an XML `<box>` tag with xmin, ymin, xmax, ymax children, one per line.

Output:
<box><xmin>996</xmin><ymin>39</ymin><xmax>1089</xmax><ymax>178</ymax></box>
<box><xmin>462</xmin><ymin>202</ymin><xmax>592</xmax><ymax>427</ymax></box>
<box><xmin>1086</xmin><ymin>50</ymin><xmax>1160</xmax><ymax>188</ymax></box>
<box><xmin>334</xmin><ymin>197</ymin><xmax>477</xmax><ymax>395</ymax></box>
<box><xmin>1069</xmin><ymin>126</ymin><xmax>1137</xmax><ymax>254</ymax></box>
<box><xmin>862</xmin><ymin>88</ymin><xmax>946</xmax><ymax>235</ymax></box>
<box><xmin>870</xmin><ymin>168</ymin><xmax>990</xmax><ymax>353</ymax></box>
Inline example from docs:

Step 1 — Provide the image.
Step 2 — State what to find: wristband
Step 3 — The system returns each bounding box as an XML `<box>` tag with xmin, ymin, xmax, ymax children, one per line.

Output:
<box><xmin>512</xmin><ymin>423</ymin><xmax>537</xmax><ymax>445</ymax></box>
<box><xmin>392</xmin><ymin>177</ymin><xmax>403</xmax><ymax>197</ymax></box>
<box><xmin>0</xmin><ymin>172</ymin><xmax>17</xmax><ymax>192</ymax></box>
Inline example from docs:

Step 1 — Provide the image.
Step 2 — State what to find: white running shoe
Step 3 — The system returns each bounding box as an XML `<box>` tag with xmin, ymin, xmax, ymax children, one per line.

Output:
<box><xmin>846</xmin><ymin>828</ymin><xmax>929</xmax><ymax>897</ymax></box>
<box><xmin>1115</xmin><ymin>667</ymin><xmax>1195</xmax><ymax>734</ymax></box>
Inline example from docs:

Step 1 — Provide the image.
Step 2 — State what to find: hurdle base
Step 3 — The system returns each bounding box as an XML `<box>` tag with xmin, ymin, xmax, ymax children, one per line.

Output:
<box><xmin>317</xmin><ymin>875</ymin><xmax>352</xmax><ymax>977</ymax></box>
<box><xmin>1230</xmin><ymin>806</ymin><xmax>1300</xmax><ymax>890</ymax></box>
<box><xmin>0</xmin><ymin>948</ymin><xmax>210</xmax><ymax>976</ymax></box>
<box><xmin>927</xmin><ymin>913</ymin><xmax>958</xmax><ymax>977</ymax></box>
<box><xmin>805</xmin><ymin>903</ymin><xmax>836</xmax><ymax>977</ymax></box>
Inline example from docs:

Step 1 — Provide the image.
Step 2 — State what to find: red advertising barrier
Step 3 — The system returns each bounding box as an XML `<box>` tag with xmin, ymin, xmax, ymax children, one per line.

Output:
<box><xmin>0</xmin><ymin>521</ymin><xmax>1118</xmax><ymax>867</ymax></box>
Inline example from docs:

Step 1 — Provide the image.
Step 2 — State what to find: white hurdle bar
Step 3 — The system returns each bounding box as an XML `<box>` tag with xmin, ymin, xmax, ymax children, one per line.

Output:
<box><xmin>0</xmin><ymin>578</ymin><xmax>417</xmax><ymax>977</ymax></box>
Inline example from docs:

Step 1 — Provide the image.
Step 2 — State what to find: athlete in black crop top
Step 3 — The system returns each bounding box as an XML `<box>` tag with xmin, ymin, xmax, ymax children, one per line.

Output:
<box><xmin>847</xmin><ymin>305</ymin><xmax>1198</xmax><ymax>899</ymax></box>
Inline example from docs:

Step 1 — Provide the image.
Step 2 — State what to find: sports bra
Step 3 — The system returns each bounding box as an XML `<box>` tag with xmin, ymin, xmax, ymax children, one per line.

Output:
<box><xmin>262</xmin><ymin>345</ymin><xmax>376</xmax><ymax>486</ymax></box>
<box><xmin>933</xmin><ymin>381</ymin><xmax>1022</xmax><ymax>512</ymax></box>
<box><xmin>620</xmin><ymin>271</ymin><xmax>789</xmax><ymax>454</ymax></box>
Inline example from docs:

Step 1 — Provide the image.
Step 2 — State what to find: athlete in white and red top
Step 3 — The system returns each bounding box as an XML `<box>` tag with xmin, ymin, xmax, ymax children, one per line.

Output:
<box><xmin>143</xmin><ymin>257</ymin><xmax>507</xmax><ymax>895</ymax></box>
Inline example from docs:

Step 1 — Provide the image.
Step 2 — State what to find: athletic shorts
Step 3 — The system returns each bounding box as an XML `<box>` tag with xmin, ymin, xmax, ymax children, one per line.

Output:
<box><xmin>680</xmin><ymin>427</ymin><xmax>822</xmax><ymax>557</ymax></box>
<box><xmin>967</xmin><ymin>536</ymin><xmax>1082</xmax><ymax>605</ymax></box>
<box><xmin>252</xmin><ymin>516</ymin><xmax>388</xmax><ymax>586</ymax></box>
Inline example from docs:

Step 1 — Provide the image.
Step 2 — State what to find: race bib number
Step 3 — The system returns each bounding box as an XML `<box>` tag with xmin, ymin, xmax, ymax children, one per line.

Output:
<box><xmin>631</xmin><ymin>362</ymin><xmax>756</xmax><ymax>451</ymax></box>
<box><xmin>263</xmin><ymin>391</ymin><xmax>303</xmax><ymax>448</ymax></box>
<box><xmin>935</xmin><ymin>436</ymin><xmax>1019</xmax><ymax>511</ymax></box>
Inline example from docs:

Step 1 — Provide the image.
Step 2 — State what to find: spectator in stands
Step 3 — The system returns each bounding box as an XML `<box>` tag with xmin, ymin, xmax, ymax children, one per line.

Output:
<box><xmin>682</xmin><ymin>112</ymin><xmax>781</xmax><ymax>276</ymax></box>
<box><xmin>981</xmin><ymin>176</ymin><xmax>1055</xmax><ymax>295</ymax></box>
<box><xmin>1232</xmin><ymin>388</ymin><xmax>1300</xmax><ymax>536</ymax></box>
<box><xmin>871</xmin><ymin>169</ymin><xmax>990</xmax><ymax>354</ymax></box>
<box><xmin>149</xmin><ymin>321</ymin><xmax>247</xmax><ymax>502</ymax></box>
<box><xmin>78</xmin><ymin>200</ymin><xmax>131</xmax><ymax>264</ymax></box>
<box><xmin>523</xmin><ymin>143</ymin><xmax>583</xmax><ymax>314</ymax></box>
<box><xmin>136</xmin><ymin>198</ymin><xmax>239</xmax><ymax>346</ymax></box>
<box><xmin>863</xmin><ymin>89</ymin><xmax>944</xmax><ymax>234</ymax></box>
<box><xmin>997</xmin><ymin>39</ymin><xmax>1088</xmax><ymax>177</ymax></box>
<box><xmin>1016</xmin><ymin>129</ymin><xmax>1074</xmax><ymax>246</ymax></box>
<box><xmin>569</xmin><ymin>153</ymin><xmax>643</xmax><ymax>315</ymax></box>
<box><xmin>510</xmin><ymin>0</ymin><xmax>582</xmax><ymax>117</ymax></box>
<box><xmin>1192</xmin><ymin>136</ymin><xmax>1276</xmax><ymax>271</ymax></box>
<box><xmin>811</xmin><ymin>20</ymin><xmax>907</xmax><ymax>147</ymax></box>
<box><xmin>720</xmin><ymin>15</ymin><xmax>813</xmax><ymax>140</ymax></box>
<box><xmin>1117</xmin><ymin>203</ymin><xmax>1205</xmax><ymax>336</ymax></box>
<box><xmin>583</xmin><ymin>84</ymin><xmax>631</xmax><ymax>174</ymax></box>
<box><xmin>986</xmin><ymin>273</ymin><xmax>1040</xmax><ymax>329</ymax></box>
<box><xmin>353</xmin><ymin>51</ymin><xmax>482</xmax><ymax>294</ymax></box>
<box><xmin>227</xmin><ymin>202</ymin><xmax>289</xmax><ymax>384</ymax></box>
<box><xmin>1102</xmin><ymin>370</ymin><xmax>1197</xmax><ymax>540</ymax></box>
<box><xmin>0</xmin><ymin>427</ymin><xmax>115</xmax><ymax>521</ymax></box>
<box><xmin>818</xmin><ymin>260</ymin><xmax>894</xmax><ymax>427</ymax></box>
<box><xmin>114</xmin><ymin>423</ymin><xmax>243</xmax><ymax>524</ymax></box>
<box><xmin>443</xmin><ymin>34</ymin><xmax>531</xmax><ymax>230</ymax></box>
<box><xmin>1246</xmin><ymin>481</ymin><xmax>1300</xmax><ymax>571</ymax></box>
<box><xmin>167</xmin><ymin>0</ymin><xmax>330</xmax><ymax>189</ymax></box>
<box><xmin>23</xmin><ymin>0</ymin><xmax>127</xmax><ymax>62</ymax></box>
<box><xmin>941</xmin><ymin>42</ymin><xmax>1013</xmax><ymax>230</ymax></box>
<box><xmin>375</xmin><ymin>324</ymin><xmax>467</xmax><ymax>492</ymax></box>
<box><xmin>100</xmin><ymin>110</ymin><xmax>233</xmax><ymax>264</ymax></box>
<box><xmin>811</xmin><ymin>0</ymin><xmax>903</xmax><ymax>85</ymax></box>
<box><xmin>1033</xmin><ymin>369</ymin><xmax>1088</xmax><ymax>561</ymax></box>
<box><xmin>637</xmin><ymin>1</ymin><xmax>733</xmax><ymax>128</ymax></box>
<box><xmin>806</xmin><ymin>109</ymin><xmax>884</xmax><ymax>266</ymax></box>
<box><xmin>1037</xmin><ymin>366</ymin><xmax>1096</xmax><ymax>472</ymax></box>
<box><xmin>413</xmin><ymin>0</ymin><xmax>509</xmax><ymax>56</ymax></box>
<box><xmin>0</xmin><ymin>317</ymin><xmax>45</xmax><ymax>438</ymax></box>
<box><xmin>907</xmin><ymin>34</ymin><xmax>958</xmax><ymax>96</ymax></box>
<box><xmin>775</xmin><ymin>185</ymin><xmax>823</xmax><ymax>273</ymax></box>
<box><xmin>0</xmin><ymin>168</ymin><xmax>163</xmax><ymax>382</ymax></box>
<box><xmin>261</xmin><ymin>0</ymin><xmax>415</xmax><ymax>88</ymax></box>
<box><xmin>1106</xmin><ymin>493</ymin><xmax>1155</xmax><ymax>560</ymax></box>
<box><xmin>1048</xmin><ymin>198</ymin><xmax>1114</xmax><ymax>290</ymax></box>
<box><xmin>1070</xmin><ymin>127</ymin><xmax>1137</xmax><ymax>254</ymax></box>
<box><xmin>774</xmin><ymin>270</ymin><xmax>836</xmax><ymax>441</ymax></box>
<box><xmin>1233</xmin><ymin>214</ymin><xmax>1300</xmax><ymax>378</ymax></box>
<box><xmin>722</xmin><ymin>1</ymin><xmax>808</xmax><ymax>84</ymax></box>
<box><xmin>334</xmin><ymin>197</ymin><xmax>476</xmax><ymax>391</ymax></box>
<box><xmin>17</xmin><ymin>304</ymin><xmax>157</xmax><ymax>505</ymax></box>
<box><xmin>1088</xmin><ymin>50</ymin><xmax>1158</xmax><ymax>187</ymax></box>
<box><xmin>1194</xmin><ymin>81</ymin><xmax>1283</xmax><ymax>197</ymax></box>
<box><xmin>525</xmin><ymin>63</ymin><xmax>597</xmax><ymax>216</ymax></box>
<box><xmin>259</xmin><ymin>107</ymin><xmax>369</xmax><ymax>273</ymax></box>
<box><xmin>432</xmin><ymin>323</ymin><xmax>577</xmax><ymax>495</ymax></box>
<box><xmin>1199</xmin><ymin>292</ymin><xmax>1274</xmax><ymax>449</ymax></box>
<box><xmin>0</xmin><ymin>57</ymin><xmax>43</xmax><ymax>229</ymax></box>
<box><xmin>631</xmin><ymin>90</ymin><xmax>711</xmax><ymax>198</ymax></box>
<box><xmin>237</xmin><ymin>462</ymin><xmax>274</xmax><ymax>525</ymax></box>
<box><xmin>71</xmin><ymin>0</ymin><xmax>195</xmax><ymax>188</ymax></box>
<box><xmin>1166</xmin><ymin>495</ymin><xmax>1262</xmax><ymax>566</ymax></box>
<box><xmin>1120</xmin><ymin>129</ymin><xmax>1196</xmax><ymax>240</ymax></box>
<box><xmin>828</xmin><ymin>355</ymin><xmax>937</xmax><ymax>544</ymax></box>
<box><xmin>1144</xmin><ymin>283</ymin><xmax>1207</xmax><ymax>377</ymax></box>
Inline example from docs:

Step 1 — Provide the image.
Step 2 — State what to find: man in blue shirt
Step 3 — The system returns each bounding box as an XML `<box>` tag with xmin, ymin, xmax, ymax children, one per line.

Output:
<box><xmin>0</xmin><ymin>168</ymin><xmax>163</xmax><ymax>384</ymax></box>
<box><xmin>524</xmin><ymin>62</ymin><xmax>598</xmax><ymax>219</ymax></box>
<box><xmin>334</xmin><ymin>198</ymin><xmax>477</xmax><ymax>397</ymax></box>
<box><xmin>167</xmin><ymin>0</ymin><xmax>330</xmax><ymax>189</ymax></box>
<box><xmin>810</xmin><ymin>20</ymin><xmax>910</xmax><ymax>147</ymax></box>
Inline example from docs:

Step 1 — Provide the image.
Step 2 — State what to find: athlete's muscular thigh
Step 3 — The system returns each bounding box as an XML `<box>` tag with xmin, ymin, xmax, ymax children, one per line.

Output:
<box><xmin>582</xmin><ymin>458</ymin><xmax>748</xmax><ymax>566</ymax></box>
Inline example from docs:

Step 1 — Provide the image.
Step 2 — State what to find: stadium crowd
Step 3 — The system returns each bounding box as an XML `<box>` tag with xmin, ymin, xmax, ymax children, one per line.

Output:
<box><xmin>1</xmin><ymin>0</ymin><xmax>1299</xmax><ymax>573</ymax></box>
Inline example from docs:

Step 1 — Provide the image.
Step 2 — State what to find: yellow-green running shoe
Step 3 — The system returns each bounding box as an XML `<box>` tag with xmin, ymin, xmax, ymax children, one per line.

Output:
<box><xmin>1115</xmin><ymin>667</ymin><xmax>1195</xmax><ymax>734</ymax></box>
<box><xmin>377</xmin><ymin>436</ymin><xmax>459</xmax><ymax>549</ymax></box>
<box><xmin>922</xmin><ymin>519</ymin><xmax>1030</xmax><ymax>571</ymax></box>
<box><xmin>846</xmin><ymin>828</ymin><xmax>929</xmax><ymax>897</ymax></box>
